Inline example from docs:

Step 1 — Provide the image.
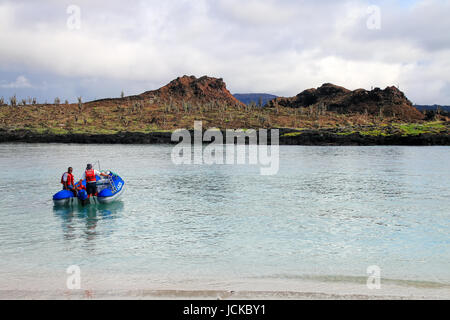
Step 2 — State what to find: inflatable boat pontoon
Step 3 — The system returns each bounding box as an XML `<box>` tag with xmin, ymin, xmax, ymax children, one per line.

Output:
<box><xmin>53</xmin><ymin>170</ymin><xmax>125</xmax><ymax>206</ymax></box>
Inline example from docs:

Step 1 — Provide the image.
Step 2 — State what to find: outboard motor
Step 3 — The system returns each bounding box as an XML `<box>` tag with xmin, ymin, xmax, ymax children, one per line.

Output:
<box><xmin>77</xmin><ymin>189</ymin><xmax>88</xmax><ymax>200</ymax></box>
<box><xmin>77</xmin><ymin>189</ymin><xmax>89</xmax><ymax>205</ymax></box>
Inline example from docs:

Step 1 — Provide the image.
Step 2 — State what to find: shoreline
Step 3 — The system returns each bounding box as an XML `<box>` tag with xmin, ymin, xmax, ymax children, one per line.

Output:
<box><xmin>1</xmin><ymin>128</ymin><xmax>449</xmax><ymax>146</ymax></box>
<box><xmin>1</xmin><ymin>276</ymin><xmax>449</xmax><ymax>300</ymax></box>
<box><xmin>1</xmin><ymin>289</ymin><xmax>444</xmax><ymax>300</ymax></box>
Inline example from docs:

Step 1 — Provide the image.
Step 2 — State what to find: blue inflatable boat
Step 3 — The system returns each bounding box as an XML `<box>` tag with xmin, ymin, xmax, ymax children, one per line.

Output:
<box><xmin>53</xmin><ymin>170</ymin><xmax>125</xmax><ymax>206</ymax></box>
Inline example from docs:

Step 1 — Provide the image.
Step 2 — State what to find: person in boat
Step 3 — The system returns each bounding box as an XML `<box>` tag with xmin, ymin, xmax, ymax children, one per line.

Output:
<box><xmin>79</xmin><ymin>164</ymin><xmax>108</xmax><ymax>198</ymax></box>
<box><xmin>61</xmin><ymin>167</ymin><xmax>77</xmax><ymax>196</ymax></box>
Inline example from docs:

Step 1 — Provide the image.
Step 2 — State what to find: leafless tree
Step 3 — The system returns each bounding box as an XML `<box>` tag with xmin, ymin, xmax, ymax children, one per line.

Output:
<box><xmin>10</xmin><ymin>95</ymin><xmax>17</xmax><ymax>107</ymax></box>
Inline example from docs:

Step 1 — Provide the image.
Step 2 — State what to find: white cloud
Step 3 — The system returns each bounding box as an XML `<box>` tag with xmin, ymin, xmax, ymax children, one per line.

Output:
<box><xmin>0</xmin><ymin>76</ymin><xmax>32</xmax><ymax>88</ymax></box>
<box><xmin>0</xmin><ymin>0</ymin><xmax>449</xmax><ymax>104</ymax></box>
<box><xmin>216</xmin><ymin>0</ymin><xmax>298</xmax><ymax>25</ymax></box>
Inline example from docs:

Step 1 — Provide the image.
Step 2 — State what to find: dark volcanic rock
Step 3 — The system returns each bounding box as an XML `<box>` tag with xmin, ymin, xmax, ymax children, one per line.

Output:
<box><xmin>267</xmin><ymin>83</ymin><xmax>424</xmax><ymax>121</ymax></box>
<box><xmin>279</xmin><ymin>131</ymin><xmax>450</xmax><ymax>146</ymax></box>
<box><xmin>1</xmin><ymin>128</ymin><xmax>448</xmax><ymax>146</ymax></box>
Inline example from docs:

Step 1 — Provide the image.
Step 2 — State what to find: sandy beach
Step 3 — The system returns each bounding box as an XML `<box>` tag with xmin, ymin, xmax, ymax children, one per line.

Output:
<box><xmin>1</xmin><ymin>275</ymin><xmax>449</xmax><ymax>300</ymax></box>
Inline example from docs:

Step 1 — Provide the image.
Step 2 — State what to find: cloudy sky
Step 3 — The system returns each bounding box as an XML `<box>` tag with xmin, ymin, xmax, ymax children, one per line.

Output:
<box><xmin>0</xmin><ymin>0</ymin><xmax>449</xmax><ymax>104</ymax></box>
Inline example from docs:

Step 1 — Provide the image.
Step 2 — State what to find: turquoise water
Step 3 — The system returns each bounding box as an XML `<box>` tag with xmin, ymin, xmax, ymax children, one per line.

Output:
<box><xmin>0</xmin><ymin>144</ymin><xmax>449</xmax><ymax>290</ymax></box>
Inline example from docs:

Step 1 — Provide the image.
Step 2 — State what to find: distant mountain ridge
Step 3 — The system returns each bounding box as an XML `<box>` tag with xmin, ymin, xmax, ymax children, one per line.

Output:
<box><xmin>414</xmin><ymin>105</ymin><xmax>450</xmax><ymax>112</ymax></box>
<box><xmin>233</xmin><ymin>93</ymin><xmax>277</xmax><ymax>106</ymax></box>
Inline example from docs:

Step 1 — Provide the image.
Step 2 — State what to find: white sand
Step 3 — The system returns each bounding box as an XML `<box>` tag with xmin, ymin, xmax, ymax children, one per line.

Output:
<box><xmin>1</xmin><ymin>274</ymin><xmax>449</xmax><ymax>300</ymax></box>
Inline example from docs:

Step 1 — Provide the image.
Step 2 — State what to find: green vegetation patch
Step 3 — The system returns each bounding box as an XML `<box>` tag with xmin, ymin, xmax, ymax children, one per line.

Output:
<box><xmin>359</xmin><ymin>130</ymin><xmax>389</xmax><ymax>137</ymax></box>
<box><xmin>397</xmin><ymin>122</ymin><xmax>446</xmax><ymax>136</ymax></box>
<box><xmin>282</xmin><ymin>132</ymin><xmax>303</xmax><ymax>137</ymax></box>
<box><xmin>336</xmin><ymin>131</ymin><xmax>357</xmax><ymax>136</ymax></box>
<box><xmin>30</xmin><ymin>127</ymin><xmax>69</xmax><ymax>135</ymax></box>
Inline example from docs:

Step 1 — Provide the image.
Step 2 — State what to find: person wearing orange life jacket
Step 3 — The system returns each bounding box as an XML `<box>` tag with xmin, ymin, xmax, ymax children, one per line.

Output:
<box><xmin>61</xmin><ymin>167</ymin><xmax>78</xmax><ymax>197</ymax></box>
<box><xmin>79</xmin><ymin>164</ymin><xmax>108</xmax><ymax>198</ymax></box>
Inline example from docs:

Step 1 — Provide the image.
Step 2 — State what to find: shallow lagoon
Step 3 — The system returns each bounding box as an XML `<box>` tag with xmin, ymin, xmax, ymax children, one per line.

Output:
<box><xmin>0</xmin><ymin>144</ymin><xmax>449</xmax><ymax>297</ymax></box>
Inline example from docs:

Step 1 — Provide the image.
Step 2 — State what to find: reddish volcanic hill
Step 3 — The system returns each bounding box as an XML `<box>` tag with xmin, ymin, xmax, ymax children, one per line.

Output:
<box><xmin>90</xmin><ymin>75</ymin><xmax>244</xmax><ymax>108</ymax></box>
<box><xmin>268</xmin><ymin>83</ymin><xmax>424</xmax><ymax>121</ymax></box>
<box><xmin>140</xmin><ymin>75</ymin><xmax>244</xmax><ymax>107</ymax></box>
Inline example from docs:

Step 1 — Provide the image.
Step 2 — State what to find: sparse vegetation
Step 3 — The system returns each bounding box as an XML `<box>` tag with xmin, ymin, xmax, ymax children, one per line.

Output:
<box><xmin>77</xmin><ymin>97</ymin><xmax>83</xmax><ymax>113</ymax></box>
<box><xmin>0</xmin><ymin>76</ymin><xmax>448</xmax><ymax>140</ymax></box>
<box><xmin>0</xmin><ymin>94</ymin><xmax>446</xmax><ymax>138</ymax></box>
<box><xmin>9</xmin><ymin>95</ymin><xmax>17</xmax><ymax>107</ymax></box>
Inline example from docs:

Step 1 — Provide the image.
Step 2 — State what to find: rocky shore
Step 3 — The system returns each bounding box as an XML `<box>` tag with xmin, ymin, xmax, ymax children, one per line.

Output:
<box><xmin>1</xmin><ymin>128</ymin><xmax>448</xmax><ymax>146</ymax></box>
<box><xmin>279</xmin><ymin>130</ymin><xmax>450</xmax><ymax>146</ymax></box>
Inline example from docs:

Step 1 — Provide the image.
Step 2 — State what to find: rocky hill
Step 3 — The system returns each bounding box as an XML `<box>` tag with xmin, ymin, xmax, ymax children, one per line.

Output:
<box><xmin>267</xmin><ymin>83</ymin><xmax>424</xmax><ymax>121</ymax></box>
<box><xmin>141</xmin><ymin>75</ymin><xmax>244</xmax><ymax>107</ymax></box>
<box><xmin>90</xmin><ymin>75</ymin><xmax>244</xmax><ymax>108</ymax></box>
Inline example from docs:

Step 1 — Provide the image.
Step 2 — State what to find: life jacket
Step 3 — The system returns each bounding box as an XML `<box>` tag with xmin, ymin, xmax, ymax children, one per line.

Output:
<box><xmin>85</xmin><ymin>169</ymin><xmax>97</xmax><ymax>183</ymax></box>
<box><xmin>61</xmin><ymin>172</ymin><xmax>74</xmax><ymax>186</ymax></box>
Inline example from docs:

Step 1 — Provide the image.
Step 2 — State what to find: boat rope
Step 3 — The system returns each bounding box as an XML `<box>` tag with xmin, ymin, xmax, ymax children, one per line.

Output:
<box><xmin>108</xmin><ymin>175</ymin><xmax>117</xmax><ymax>193</ymax></box>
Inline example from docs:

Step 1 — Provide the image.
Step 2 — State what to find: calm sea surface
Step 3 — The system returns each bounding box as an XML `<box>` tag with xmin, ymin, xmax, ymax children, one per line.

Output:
<box><xmin>0</xmin><ymin>144</ymin><xmax>449</xmax><ymax>290</ymax></box>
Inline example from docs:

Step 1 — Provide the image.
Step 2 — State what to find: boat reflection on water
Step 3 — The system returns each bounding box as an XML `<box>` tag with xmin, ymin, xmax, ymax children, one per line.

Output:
<box><xmin>53</xmin><ymin>201</ymin><xmax>124</xmax><ymax>242</ymax></box>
